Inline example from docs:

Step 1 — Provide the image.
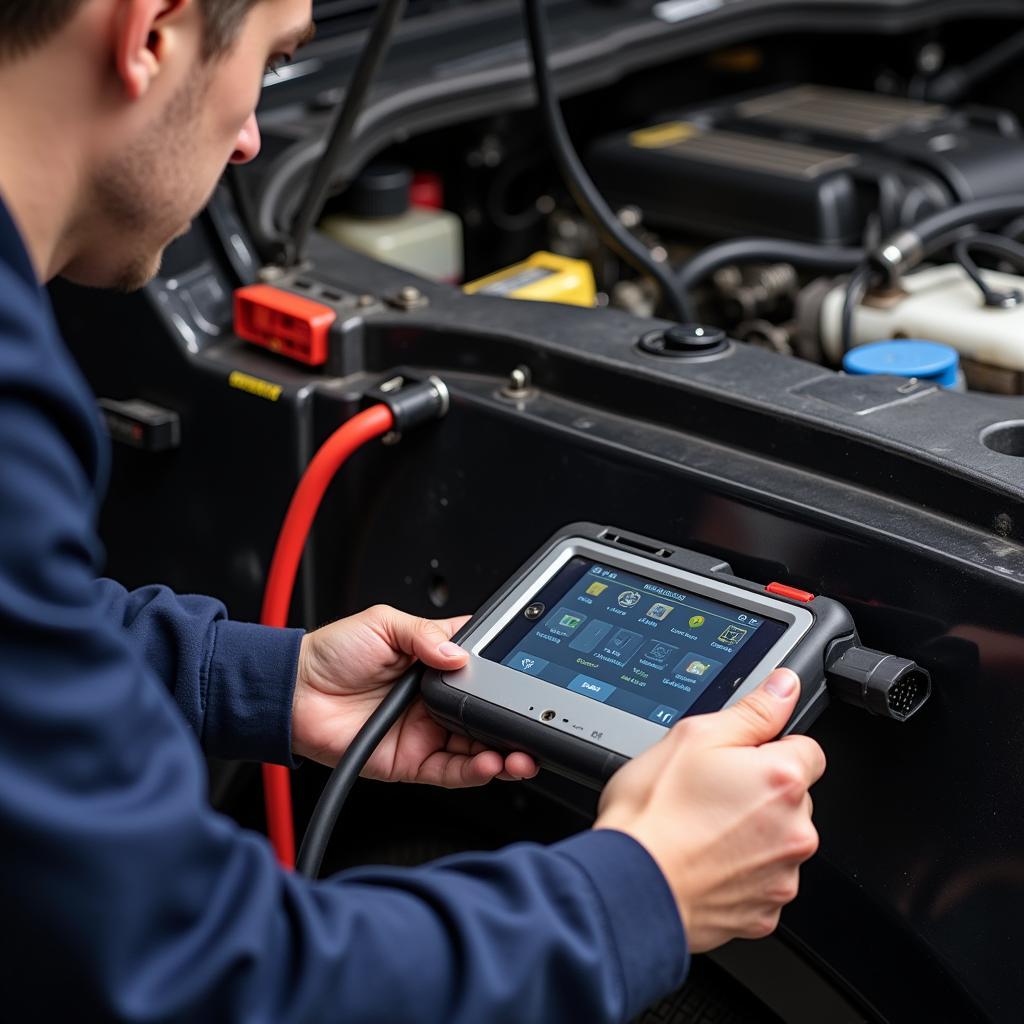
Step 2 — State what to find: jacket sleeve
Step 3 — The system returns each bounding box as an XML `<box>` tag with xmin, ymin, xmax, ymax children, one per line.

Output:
<box><xmin>93</xmin><ymin>578</ymin><xmax>303</xmax><ymax>765</ymax></box>
<box><xmin>0</xmin><ymin>267</ymin><xmax>689</xmax><ymax>1022</ymax></box>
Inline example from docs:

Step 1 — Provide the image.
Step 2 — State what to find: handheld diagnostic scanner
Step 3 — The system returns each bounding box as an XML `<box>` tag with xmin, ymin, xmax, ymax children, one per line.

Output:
<box><xmin>422</xmin><ymin>523</ymin><xmax>931</xmax><ymax>787</ymax></box>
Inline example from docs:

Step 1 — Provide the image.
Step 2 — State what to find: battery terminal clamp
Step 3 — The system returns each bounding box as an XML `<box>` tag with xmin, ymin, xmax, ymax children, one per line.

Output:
<box><xmin>366</xmin><ymin>375</ymin><xmax>450</xmax><ymax>433</ymax></box>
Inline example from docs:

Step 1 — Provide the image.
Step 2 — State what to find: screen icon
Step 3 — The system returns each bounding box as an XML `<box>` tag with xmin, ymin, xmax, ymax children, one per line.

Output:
<box><xmin>610</xmin><ymin>629</ymin><xmax>635</xmax><ymax>650</ymax></box>
<box><xmin>545</xmin><ymin>606</ymin><xmax>588</xmax><ymax>637</ymax></box>
<box><xmin>586</xmin><ymin>581</ymin><xmax>609</xmax><ymax>597</ymax></box>
<box><xmin>645</xmin><ymin>602</ymin><xmax>673</xmax><ymax>621</ymax></box>
<box><xmin>507</xmin><ymin>652</ymin><xmax>549</xmax><ymax>676</ymax></box>
<box><xmin>674</xmin><ymin>652</ymin><xmax>724</xmax><ymax>684</ymax></box>
<box><xmin>638</xmin><ymin>639</ymin><xmax>678</xmax><ymax>669</ymax></box>
<box><xmin>737</xmin><ymin>614</ymin><xmax>747</xmax><ymax>622</ymax></box>
<box><xmin>649</xmin><ymin>705</ymin><xmax>679</xmax><ymax>726</ymax></box>
<box><xmin>718</xmin><ymin>624</ymin><xmax>748</xmax><ymax>645</ymax></box>
<box><xmin>617</xmin><ymin>590</ymin><xmax>642</xmax><ymax>608</ymax></box>
<box><xmin>688</xmin><ymin>614</ymin><xmax>705</xmax><ymax>628</ymax></box>
<box><xmin>600</xmin><ymin>627</ymin><xmax>643</xmax><ymax>662</ymax></box>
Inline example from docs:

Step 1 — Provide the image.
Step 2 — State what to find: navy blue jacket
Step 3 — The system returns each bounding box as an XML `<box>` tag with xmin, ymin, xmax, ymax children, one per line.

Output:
<box><xmin>0</xmin><ymin>197</ymin><xmax>688</xmax><ymax>1022</ymax></box>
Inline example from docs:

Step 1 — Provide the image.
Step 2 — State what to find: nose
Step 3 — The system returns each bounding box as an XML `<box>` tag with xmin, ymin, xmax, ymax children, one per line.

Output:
<box><xmin>231</xmin><ymin>113</ymin><xmax>261</xmax><ymax>165</ymax></box>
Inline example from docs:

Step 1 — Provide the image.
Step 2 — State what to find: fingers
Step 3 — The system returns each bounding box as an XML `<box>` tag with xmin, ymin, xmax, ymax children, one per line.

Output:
<box><xmin>414</xmin><ymin>745</ymin><xmax>539</xmax><ymax>787</ymax></box>
<box><xmin>700</xmin><ymin>669</ymin><xmax>801</xmax><ymax>748</ymax></box>
<box><xmin>774</xmin><ymin>734</ymin><xmax>827</xmax><ymax>786</ymax></box>
<box><xmin>416</xmin><ymin>749</ymin><xmax>505</xmax><ymax>788</ymax></box>
<box><xmin>499</xmin><ymin>752</ymin><xmax>540</xmax><ymax>781</ymax></box>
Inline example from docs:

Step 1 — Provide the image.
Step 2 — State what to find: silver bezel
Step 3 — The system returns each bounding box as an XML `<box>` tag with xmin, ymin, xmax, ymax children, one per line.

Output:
<box><xmin>442</xmin><ymin>537</ymin><xmax>815</xmax><ymax>758</ymax></box>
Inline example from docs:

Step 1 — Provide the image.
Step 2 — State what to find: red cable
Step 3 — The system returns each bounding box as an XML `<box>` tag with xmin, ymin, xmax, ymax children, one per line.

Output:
<box><xmin>259</xmin><ymin>403</ymin><xmax>396</xmax><ymax>867</ymax></box>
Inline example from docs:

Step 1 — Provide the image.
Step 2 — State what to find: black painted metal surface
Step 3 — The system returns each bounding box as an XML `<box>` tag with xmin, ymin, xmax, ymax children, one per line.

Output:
<box><xmin>54</xmin><ymin>187</ymin><xmax>1024</xmax><ymax>1020</ymax></box>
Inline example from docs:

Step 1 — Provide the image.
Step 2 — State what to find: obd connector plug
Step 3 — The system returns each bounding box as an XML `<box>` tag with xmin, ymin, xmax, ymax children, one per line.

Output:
<box><xmin>826</xmin><ymin>644</ymin><xmax>931</xmax><ymax>722</ymax></box>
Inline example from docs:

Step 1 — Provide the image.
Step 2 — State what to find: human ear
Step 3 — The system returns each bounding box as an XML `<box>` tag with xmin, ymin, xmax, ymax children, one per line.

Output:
<box><xmin>113</xmin><ymin>0</ymin><xmax>191</xmax><ymax>100</ymax></box>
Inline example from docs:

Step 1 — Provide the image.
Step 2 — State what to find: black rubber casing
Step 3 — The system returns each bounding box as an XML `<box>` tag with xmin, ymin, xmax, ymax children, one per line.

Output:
<box><xmin>423</xmin><ymin>522</ymin><xmax>854</xmax><ymax>788</ymax></box>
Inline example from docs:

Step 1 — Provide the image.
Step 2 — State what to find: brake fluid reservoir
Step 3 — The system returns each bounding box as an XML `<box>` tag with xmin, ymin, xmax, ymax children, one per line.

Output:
<box><xmin>819</xmin><ymin>263</ymin><xmax>1024</xmax><ymax>392</ymax></box>
<box><xmin>321</xmin><ymin>164</ymin><xmax>463</xmax><ymax>283</ymax></box>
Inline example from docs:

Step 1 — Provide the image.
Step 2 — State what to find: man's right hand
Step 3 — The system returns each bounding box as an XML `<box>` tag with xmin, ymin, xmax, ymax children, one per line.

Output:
<box><xmin>594</xmin><ymin>668</ymin><xmax>825</xmax><ymax>953</ymax></box>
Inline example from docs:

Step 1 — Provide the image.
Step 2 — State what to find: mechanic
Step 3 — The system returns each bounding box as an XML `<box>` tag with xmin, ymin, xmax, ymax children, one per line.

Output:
<box><xmin>0</xmin><ymin>1</ymin><xmax>826</xmax><ymax>1021</ymax></box>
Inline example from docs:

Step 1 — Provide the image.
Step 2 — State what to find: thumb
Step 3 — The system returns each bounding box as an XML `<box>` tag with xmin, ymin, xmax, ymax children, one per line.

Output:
<box><xmin>704</xmin><ymin>668</ymin><xmax>801</xmax><ymax>748</ymax></box>
<box><xmin>379</xmin><ymin>607</ymin><xmax>470</xmax><ymax>671</ymax></box>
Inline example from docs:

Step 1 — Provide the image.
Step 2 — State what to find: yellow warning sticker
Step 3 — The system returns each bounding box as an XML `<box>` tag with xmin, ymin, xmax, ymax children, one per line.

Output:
<box><xmin>628</xmin><ymin>121</ymin><xmax>699</xmax><ymax>149</ymax></box>
<box><xmin>228</xmin><ymin>371</ymin><xmax>282</xmax><ymax>402</ymax></box>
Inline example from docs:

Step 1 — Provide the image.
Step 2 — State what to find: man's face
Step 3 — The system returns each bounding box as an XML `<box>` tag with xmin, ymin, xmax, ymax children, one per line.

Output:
<box><xmin>63</xmin><ymin>0</ymin><xmax>312</xmax><ymax>290</ymax></box>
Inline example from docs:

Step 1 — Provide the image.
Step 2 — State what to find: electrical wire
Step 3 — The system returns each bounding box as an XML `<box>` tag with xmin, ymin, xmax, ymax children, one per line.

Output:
<box><xmin>226</xmin><ymin>165</ymin><xmax>275</xmax><ymax>267</ymax></box>
<box><xmin>674</xmin><ymin>238</ymin><xmax>865</xmax><ymax>322</ymax></box>
<box><xmin>296</xmin><ymin>665</ymin><xmax>424</xmax><ymax>878</ymax></box>
<box><xmin>521</xmin><ymin>0</ymin><xmax>688</xmax><ymax>322</ymax></box>
<box><xmin>873</xmin><ymin>194</ymin><xmax>1024</xmax><ymax>282</ymax></box>
<box><xmin>953</xmin><ymin>232</ymin><xmax>1024</xmax><ymax>308</ymax></box>
<box><xmin>839</xmin><ymin>264</ymin><xmax>873</xmax><ymax>357</ymax></box>
<box><xmin>260</xmin><ymin>404</ymin><xmax>397</xmax><ymax>867</ymax></box>
<box><xmin>257</xmin><ymin>138</ymin><xmax>325</xmax><ymax>244</ymax></box>
<box><xmin>842</xmin><ymin>211</ymin><xmax>1024</xmax><ymax>356</ymax></box>
<box><xmin>924</xmin><ymin>25</ymin><xmax>1024</xmax><ymax>103</ymax></box>
<box><xmin>909</xmin><ymin>195</ymin><xmax>1024</xmax><ymax>250</ymax></box>
<box><xmin>1002</xmin><ymin>214</ymin><xmax>1024</xmax><ymax>240</ymax></box>
<box><xmin>287</xmin><ymin>0</ymin><xmax>408</xmax><ymax>265</ymax></box>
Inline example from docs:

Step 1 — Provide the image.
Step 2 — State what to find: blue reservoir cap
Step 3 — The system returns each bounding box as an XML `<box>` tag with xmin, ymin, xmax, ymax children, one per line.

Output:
<box><xmin>843</xmin><ymin>340</ymin><xmax>960</xmax><ymax>389</ymax></box>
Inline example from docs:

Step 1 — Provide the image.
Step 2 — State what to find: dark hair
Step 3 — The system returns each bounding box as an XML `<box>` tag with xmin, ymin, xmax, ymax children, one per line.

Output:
<box><xmin>0</xmin><ymin>0</ymin><xmax>261</xmax><ymax>61</ymax></box>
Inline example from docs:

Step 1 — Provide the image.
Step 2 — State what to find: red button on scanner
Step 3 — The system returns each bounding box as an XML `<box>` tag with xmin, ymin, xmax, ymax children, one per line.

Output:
<box><xmin>766</xmin><ymin>582</ymin><xmax>815</xmax><ymax>603</ymax></box>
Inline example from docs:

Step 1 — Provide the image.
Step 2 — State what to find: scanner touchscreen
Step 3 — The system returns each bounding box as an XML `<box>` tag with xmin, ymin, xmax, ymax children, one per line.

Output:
<box><xmin>482</xmin><ymin>557</ymin><xmax>787</xmax><ymax>728</ymax></box>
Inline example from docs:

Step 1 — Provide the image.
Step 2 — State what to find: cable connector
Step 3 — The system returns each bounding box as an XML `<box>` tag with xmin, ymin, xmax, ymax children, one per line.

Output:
<box><xmin>371</xmin><ymin>375</ymin><xmax>450</xmax><ymax>432</ymax></box>
<box><xmin>826</xmin><ymin>644</ymin><xmax>931</xmax><ymax>722</ymax></box>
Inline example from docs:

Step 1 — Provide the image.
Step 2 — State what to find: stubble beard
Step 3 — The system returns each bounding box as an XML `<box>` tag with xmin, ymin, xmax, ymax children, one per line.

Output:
<box><xmin>91</xmin><ymin>69</ymin><xmax>212</xmax><ymax>292</ymax></box>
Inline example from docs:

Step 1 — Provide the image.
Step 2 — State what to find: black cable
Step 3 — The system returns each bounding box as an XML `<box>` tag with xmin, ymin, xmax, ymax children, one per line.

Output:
<box><xmin>953</xmin><ymin>232</ymin><xmax>1024</xmax><ymax>308</ymax></box>
<box><xmin>1002</xmin><ymin>214</ymin><xmax>1024</xmax><ymax>241</ymax></box>
<box><xmin>872</xmin><ymin>194</ymin><xmax>1024</xmax><ymax>282</ymax></box>
<box><xmin>674</xmin><ymin>238</ymin><xmax>864</xmax><ymax>322</ymax></box>
<box><xmin>925</xmin><ymin>25</ymin><xmax>1024</xmax><ymax>103</ymax></box>
<box><xmin>522</xmin><ymin>0</ymin><xmax>688</xmax><ymax>322</ymax></box>
<box><xmin>840</xmin><ymin>264</ymin><xmax>873</xmax><ymax>357</ymax></box>
<box><xmin>842</xmin><ymin>217</ymin><xmax>1024</xmax><ymax>356</ymax></box>
<box><xmin>226</xmin><ymin>165</ymin><xmax>277</xmax><ymax>266</ymax></box>
<box><xmin>296</xmin><ymin>665</ymin><xmax>424</xmax><ymax>879</ymax></box>
<box><xmin>259</xmin><ymin>137</ymin><xmax>325</xmax><ymax>244</ymax></box>
<box><xmin>287</xmin><ymin>0</ymin><xmax>408</xmax><ymax>266</ymax></box>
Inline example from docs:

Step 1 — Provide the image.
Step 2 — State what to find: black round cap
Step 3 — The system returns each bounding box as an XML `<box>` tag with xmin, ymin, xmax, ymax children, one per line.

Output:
<box><xmin>638</xmin><ymin>323</ymin><xmax>729</xmax><ymax>358</ymax></box>
<box><xmin>342</xmin><ymin>163</ymin><xmax>412</xmax><ymax>218</ymax></box>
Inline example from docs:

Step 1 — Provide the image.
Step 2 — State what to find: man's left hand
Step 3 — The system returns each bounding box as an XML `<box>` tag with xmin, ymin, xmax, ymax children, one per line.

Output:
<box><xmin>292</xmin><ymin>605</ymin><xmax>539</xmax><ymax>787</ymax></box>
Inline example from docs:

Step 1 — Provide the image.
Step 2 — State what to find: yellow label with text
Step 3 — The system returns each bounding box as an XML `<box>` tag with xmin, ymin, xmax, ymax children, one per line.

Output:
<box><xmin>229</xmin><ymin>371</ymin><xmax>282</xmax><ymax>402</ymax></box>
